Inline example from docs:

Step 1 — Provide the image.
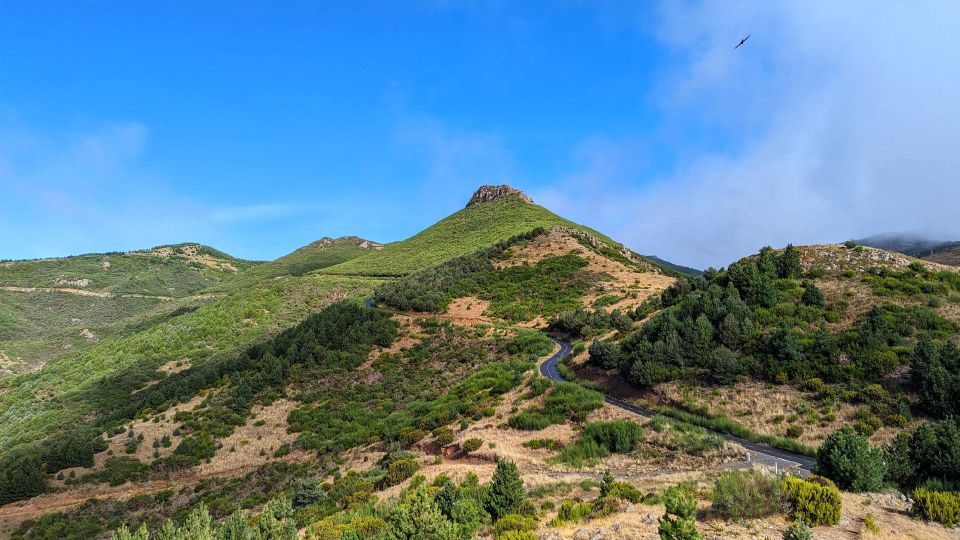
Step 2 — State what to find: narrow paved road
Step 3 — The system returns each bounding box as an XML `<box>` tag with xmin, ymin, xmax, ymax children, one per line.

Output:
<box><xmin>539</xmin><ymin>338</ymin><xmax>815</xmax><ymax>473</ymax></box>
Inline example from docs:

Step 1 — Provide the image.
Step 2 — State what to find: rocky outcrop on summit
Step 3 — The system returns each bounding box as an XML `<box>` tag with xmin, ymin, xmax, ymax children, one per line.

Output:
<box><xmin>466</xmin><ymin>185</ymin><xmax>533</xmax><ymax>207</ymax></box>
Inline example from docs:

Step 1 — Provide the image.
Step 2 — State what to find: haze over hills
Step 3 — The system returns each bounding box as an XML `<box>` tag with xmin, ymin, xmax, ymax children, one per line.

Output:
<box><xmin>855</xmin><ymin>232</ymin><xmax>960</xmax><ymax>260</ymax></box>
<box><xmin>0</xmin><ymin>186</ymin><xmax>957</xmax><ymax>540</ymax></box>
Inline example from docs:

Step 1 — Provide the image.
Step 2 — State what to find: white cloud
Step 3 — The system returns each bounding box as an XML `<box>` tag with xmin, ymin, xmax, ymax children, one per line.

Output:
<box><xmin>548</xmin><ymin>1</ymin><xmax>960</xmax><ymax>269</ymax></box>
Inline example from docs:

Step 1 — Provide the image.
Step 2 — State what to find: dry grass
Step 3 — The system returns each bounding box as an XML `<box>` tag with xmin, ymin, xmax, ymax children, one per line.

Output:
<box><xmin>198</xmin><ymin>398</ymin><xmax>302</xmax><ymax>475</ymax></box>
<box><xmin>656</xmin><ymin>381</ymin><xmax>908</xmax><ymax>448</ymax></box>
<box><xmin>444</xmin><ymin>297</ymin><xmax>493</xmax><ymax>326</ymax></box>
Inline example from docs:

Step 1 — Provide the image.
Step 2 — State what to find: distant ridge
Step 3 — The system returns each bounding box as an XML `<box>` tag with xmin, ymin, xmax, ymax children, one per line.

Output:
<box><xmin>855</xmin><ymin>232</ymin><xmax>959</xmax><ymax>258</ymax></box>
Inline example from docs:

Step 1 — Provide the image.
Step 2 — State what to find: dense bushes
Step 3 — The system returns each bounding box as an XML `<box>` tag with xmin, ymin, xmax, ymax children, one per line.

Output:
<box><xmin>781</xmin><ymin>476</ymin><xmax>842</xmax><ymax>526</ymax></box>
<box><xmin>508</xmin><ymin>382</ymin><xmax>603</xmax><ymax>430</ymax></box>
<box><xmin>1</xmin><ymin>300</ymin><xmax>398</xmax><ymax>504</ymax></box>
<box><xmin>606</xmin><ymin>244</ymin><xmax>958</xmax><ymax>402</ymax></box>
<box><xmin>551</xmin><ymin>308</ymin><xmax>636</xmax><ymax>339</ymax></box>
<box><xmin>555</xmin><ymin>421</ymin><xmax>643</xmax><ymax>467</ymax></box>
<box><xmin>588</xmin><ymin>340</ymin><xmax>621</xmax><ymax>370</ymax></box>
<box><xmin>911</xmin><ymin>337</ymin><xmax>960</xmax><ymax>418</ymax></box>
<box><xmin>912</xmin><ymin>488</ymin><xmax>960</xmax><ymax>527</ymax></box>
<box><xmin>886</xmin><ymin>418</ymin><xmax>960</xmax><ymax>491</ymax></box>
<box><xmin>815</xmin><ymin>426</ymin><xmax>886</xmax><ymax>492</ymax></box>
<box><xmin>375</xmin><ymin>229</ymin><xmax>598</xmax><ymax>322</ymax></box>
<box><xmin>710</xmin><ymin>471</ymin><xmax>784</xmax><ymax>519</ymax></box>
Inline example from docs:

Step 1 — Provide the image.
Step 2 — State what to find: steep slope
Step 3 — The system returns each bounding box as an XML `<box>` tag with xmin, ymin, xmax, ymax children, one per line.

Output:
<box><xmin>322</xmin><ymin>187</ymin><xmax>646</xmax><ymax>277</ymax></box>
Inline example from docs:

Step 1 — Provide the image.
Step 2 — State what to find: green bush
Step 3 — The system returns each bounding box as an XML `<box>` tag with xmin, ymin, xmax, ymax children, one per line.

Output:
<box><xmin>508</xmin><ymin>382</ymin><xmax>603</xmax><ymax>430</ymax></box>
<box><xmin>555</xmin><ymin>420</ymin><xmax>644</xmax><ymax>467</ymax></box>
<box><xmin>493</xmin><ymin>514</ymin><xmax>536</xmax><ymax>537</ymax></box>
<box><xmin>710</xmin><ymin>471</ymin><xmax>785</xmax><ymax>519</ymax></box>
<box><xmin>782</xmin><ymin>476</ymin><xmax>841</xmax><ymax>526</ymax></box>
<box><xmin>552</xmin><ymin>501</ymin><xmax>593</xmax><ymax>525</ymax></box>
<box><xmin>912</xmin><ymin>488</ymin><xmax>960</xmax><ymax>527</ymax></box>
<box><xmin>608</xmin><ymin>482</ymin><xmax>643</xmax><ymax>503</ymax></box>
<box><xmin>461</xmin><ymin>438</ymin><xmax>483</xmax><ymax>453</ymax></box>
<box><xmin>432</xmin><ymin>427</ymin><xmax>454</xmax><ymax>446</ymax></box>
<box><xmin>384</xmin><ymin>458</ymin><xmax>420</xmax><ymax>487</ymax></box>
<box><xmin>497</xmin><ymin>532</ymin><xmax>537</xmax><ymax>540</ymax></box>
<box><xmin>815</xmin><ymin>426</ymin><xmax>886</xmax><ymax>492</ymax></box>
<box><xmin>782</xmin><ymin>520</ymin><xmax>812</xmax><ymax>540</ymax></box>
<box><xmin>589</xmin><ymin>340</ymin><xmax>621</xmax><ymax>370</ymax></box>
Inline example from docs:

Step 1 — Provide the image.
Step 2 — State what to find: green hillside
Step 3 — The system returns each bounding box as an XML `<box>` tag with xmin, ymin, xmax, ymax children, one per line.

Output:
<box><xmin>321</xmin><ymin>195</ymin><xmax>619</xmax><ymax>276</ymax></box>
<box><xmin>0</xmin><ymin>243</ymin><xmax>254</xmax><ymax>297</ymax></box>
<box><xmin>0</xmin><ymin>274</ymin><xmax>381</xmax><ymax>454</ymax></box>
<box><xmin>213</xmin><ymin>237</ymin><xmax>378</xmax><ymax>292</ymax></box>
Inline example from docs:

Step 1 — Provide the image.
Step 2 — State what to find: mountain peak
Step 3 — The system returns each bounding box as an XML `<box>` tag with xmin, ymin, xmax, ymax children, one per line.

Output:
<box><xmin>466</xmin><ymin>184</ymin><xmax>533</xmax><ymax>207</ymax></box>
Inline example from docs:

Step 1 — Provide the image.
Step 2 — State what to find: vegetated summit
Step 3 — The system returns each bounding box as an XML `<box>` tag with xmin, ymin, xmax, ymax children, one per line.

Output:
<box><xmin>1</xmin><ymin>185</ymin><xmax>957</xmax><ymax>540</ymax></box>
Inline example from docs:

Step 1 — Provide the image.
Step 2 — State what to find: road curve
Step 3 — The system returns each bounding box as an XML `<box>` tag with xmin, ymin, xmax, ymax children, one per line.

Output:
<box><xmin>539</xmin><ymin>338</ymin><xmax>816</xmax><ymax>472</ymax></box>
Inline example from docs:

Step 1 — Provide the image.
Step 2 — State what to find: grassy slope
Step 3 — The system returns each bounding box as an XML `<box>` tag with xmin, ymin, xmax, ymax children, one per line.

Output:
<box><xmin>212</xmin><ymin>238</ymin><xmax>376</xmax><ymax>292</ymax></box>
<box><xmin>0</xmin><ymin>274</ymin><xmax>381</xmax><ymax>452</ymax></box>
<box><xmin>321</xmin><ymin>195</ymin><xmax>620</xmax><ymax>276</ymax></box>
<box><xmin>0</xmin><ymin>244</ymin><xmax>254</xmax><ymax>297</ymax></box>
<box><xmin>0</xmin><ymin>291</ymin><xmax>214</xmax><ymax>376</ymax></box>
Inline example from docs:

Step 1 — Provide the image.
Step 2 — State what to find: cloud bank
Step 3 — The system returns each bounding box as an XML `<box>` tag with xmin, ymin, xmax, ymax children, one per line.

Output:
<box><xmin>541</xmin><ymin>1</ymin><xmax>960</xmax><ymax>269</ymax></box>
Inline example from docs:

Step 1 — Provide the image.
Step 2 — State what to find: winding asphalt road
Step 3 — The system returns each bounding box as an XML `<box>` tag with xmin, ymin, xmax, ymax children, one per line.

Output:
<box><xmin>539</xmin><ymin>338</ymin><xmax>816</xmax><ymax>473</ymax></box>
<box><xmin>364</xmin><ymin>297</ymin><xmax>814</xmax><ymax>472</ymax></box>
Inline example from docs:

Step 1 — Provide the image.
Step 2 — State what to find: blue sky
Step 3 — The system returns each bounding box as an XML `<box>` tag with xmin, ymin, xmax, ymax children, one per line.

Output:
<box><xmin>2</xmin><ymin>1</ymin><xmax>958</xmax><ymax>268</ymax></box>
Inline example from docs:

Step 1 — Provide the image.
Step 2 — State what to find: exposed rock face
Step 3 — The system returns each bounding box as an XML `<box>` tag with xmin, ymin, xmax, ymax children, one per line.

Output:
<box><xmin>466</xmin><ymin>185</ymin><xmax>533</xmax><ymax>207</ymax></box>
<box><xmin>55</xmin><ymin>276</ymin><xmax>91</xmax><ymax>287</ymax></box>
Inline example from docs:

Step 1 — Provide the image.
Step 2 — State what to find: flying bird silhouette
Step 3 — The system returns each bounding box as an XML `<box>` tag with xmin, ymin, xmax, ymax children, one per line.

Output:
<box><xmin>735</xmin><ymin>34</ymin><xmax>750</xmax><ymax>49</ymax></box>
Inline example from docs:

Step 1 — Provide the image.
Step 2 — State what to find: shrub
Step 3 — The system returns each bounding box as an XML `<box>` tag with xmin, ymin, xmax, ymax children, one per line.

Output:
<box><xmin>589</xmin><ymin>340</ymin><xmax>621</xmax><ymax>370</ymax></box>
<box><xmin>432</xmin><ymin>427</ymin><xmax>454</xmax><ymax>446</ymax></box>
<box><xmin>815</xmin><ymin>426</ymin><xmax>886</xmax><ymax>492</ymax></box>
<box><xmin>497</xmin><ymin>532</ymin><xmax>537</xmax><ymax>540</ymax></box>
<box><xmin>782</xmin><ymin>476</ymin><xmax>841</xmax><ymax>526</ymax></box>
<box><xmin>782</xmin><ymin>520</ymin><xmax>812</xmax><ymax>540</ymax></box>
<box><xmin>555</xmin><ymin>420</ymin><xmax>644</xmax><ymax>467</ymax></box>
<box><xmin>172</xmin><ymin>433</ymin><xmax>216</xmax><ymax>465</ymax></box>
<box><xmin>521</xmin><ymin>439</ymin><xmax>562</xmax><ymax>451</ymax></box>
<box><xmin>785</xmin><ymin>425</ymin><xmax>803</xmax><ymax>439</ymax></box>
<box><xmin>384</xmin><ymin>458</ymin><xmax>420</xmax><ymax>487</ymax></box>
<box><xmin>508</xmin><ymin>383</ymin><xmax>603</xmax><ymax>430</ymax></box>
<box><xmin>608</xmin><ymin>482</ymin><xmax>643</xmax><ymax>503</ymax></box>
<box><xmin>485</xmin><ymin>460</ymin><xmax>525</xmax><ymax>521</ymax></box>
<box><xmin>710</xmin><ymin>471</ymin><xmax>785</xmax><ymax>519</ymax></box>
<box><xmin>864</xmin><ymin>513</ymin><xmax>879</xmax><ymax>534</ymax></box>
<box><xmin>658</xmin><ymin>484</ymin><xmax>702</xmax><ymax>540</ymax></box>
<box><xmin>461</xmin><ymin>438</ymin><xmax>483</xmax><ymax>453</ymax></box>
<box><xmin>912</xmin><ymin>488</ymin><xmax>960</xmax><ymax>527</ymax></box>
<box><xmin>885</xmin><ymin>418</ymin><xmax>960</xmax><ymax>490</ymax></box>
<box><xmin>552</xmin><ymin>501</ymin><xmax>593</xmax><ymax>525</ymax></box>
<box><xmin>493</xmin><ymin>514</ymin><xmax>535</xmax><ymax>537</ymax></box>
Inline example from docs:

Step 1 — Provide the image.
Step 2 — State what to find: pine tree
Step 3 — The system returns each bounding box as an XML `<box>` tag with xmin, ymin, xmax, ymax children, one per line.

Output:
<box><xmin>600</xmin><ymin>470</ymin><xmax>615</xmax><ymax>498</ymax></box>
<box><xmin>484</xmin><ymin>459</ymin><xmax>525</xmax><ymax>521</ymax></box>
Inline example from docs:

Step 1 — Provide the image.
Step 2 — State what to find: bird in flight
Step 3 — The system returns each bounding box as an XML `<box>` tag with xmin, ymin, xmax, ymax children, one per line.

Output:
<box><xmin>735</xmin><ymin>34</ymin><xmax>750</xmax><ymax>49</ymax></box>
